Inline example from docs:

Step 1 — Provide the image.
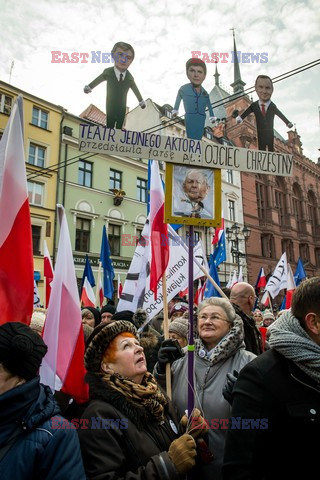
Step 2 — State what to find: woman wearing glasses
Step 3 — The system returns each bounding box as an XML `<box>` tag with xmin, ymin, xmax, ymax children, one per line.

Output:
<box><xmin>155</xmin><ymin>297</ymin><xmax>256</xmax><ymax>480</ymax></box>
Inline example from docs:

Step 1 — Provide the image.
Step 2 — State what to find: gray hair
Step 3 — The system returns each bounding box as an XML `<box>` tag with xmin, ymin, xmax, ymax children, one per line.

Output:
<box><xmin>198</xmin><ymin>297</ymin><xmax>236</xmax><ymax>323</ymax></box>
<box><xmin>183</xmin><ymin>169</ymin><xmax>209</xmax><ymax>188</ymax></box>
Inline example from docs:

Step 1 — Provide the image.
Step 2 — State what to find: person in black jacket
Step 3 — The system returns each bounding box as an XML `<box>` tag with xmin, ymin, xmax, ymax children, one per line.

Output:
<box><xmin>229</xmin><ymin>282</ymin><xmax>263</xmax><ymax>355</ymax></box>
<box><xmin>223</xmin><ymin>277</ymin><xmax>320</xmax><ymax>480</ymax></box>
<box><xmin>234</xmin><ymin>75</ymin><xmax>293</xmax><ymax>151</ymax></box>
<box><xmin>0</xmin><ymin>322</ymin><xmax>85</xmax><ymax>480</ymax></box>
<box><xmin>84</xmin><ymin>41</ymin><xmax>145</xmax><ymax>128</ymax></box>
<box><xmin>78</xmin><ymin>320</ymin><xmax>207</xmax><ymax>480</ymax></box>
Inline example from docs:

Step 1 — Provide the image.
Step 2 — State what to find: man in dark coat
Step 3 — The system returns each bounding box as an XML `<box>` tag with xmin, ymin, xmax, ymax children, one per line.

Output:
<box><xmin>84</xmin><ymin>41</ymin><xmax>145</xmax><ymax>129</ymax></box>
<box><xmin>229</xmin><ymin>282</ymin><xmax>263</xmax><ymax>355</ymax></box>
<box><xmin>0</xmin><ymin>322</ymin><xmax>85</xmax><ymax>480</ymax></box>
<box><xmin>223</xmin><ymin>277</ymin><xmax>320</xmax><ymax>480</ymax></box>
<box><xmin>234</xmin><ymin>75</ymin><xmax>293</xmax><ymax>151</ymax></box>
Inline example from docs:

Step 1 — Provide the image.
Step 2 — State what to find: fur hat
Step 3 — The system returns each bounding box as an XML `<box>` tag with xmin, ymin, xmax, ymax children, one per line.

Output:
<box><xmin>0</xmin><ymin>322</ymin><xmax>47</xmax><ymax>380</ymax></box>
<box><xmin>132</xmin><ymin>308</ymin><xmax>148</xmax><ymax>329</ymax></box>
<box><xmin>30</xmin><ymin>308</ymin><xmax>46</xmax><ymax>333</ymax></box>
<box><xmin>85</xmin><ymin>320</ymin><xmax>138</xmax><ymax>372</ymax></box>
<box><xmin>169</xmin><ymin>317</ymin><xmax>188</xmax><ymax>341</ymax></box>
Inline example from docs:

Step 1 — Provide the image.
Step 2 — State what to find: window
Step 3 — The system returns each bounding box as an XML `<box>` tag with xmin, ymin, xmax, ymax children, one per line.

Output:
<box><xmin>78</xmin><ymin>160</ymin><xmax>93</xmax><ymax>187</ymax></box>
<box><xmin>32</xmin><ymin>225</ymin><xmax>41</xmax><ymax>255</ymax></box>
<box><xmin>292</xmin><ymin>183</ymin><xmax>304</xmax><ymax>232</ymax></box>
<box><xmin>135</xmin><ymin>227</ymin><xmax>143</xmax><ymax>246</ymax></box>
<box><xmin>32</xmin><ymin>106</ymin><xmax>48</xmax><ymax>129</ymax></box>
<box><xmin>299</xmin><ymin>244</ymin><xmax>310</xmax><ymax>263</ymax></box>
<box><xmin>136</xmin><ymin>178</ymin><xmax>147</xmax><ymax>202</ymax></box>
<box><xmin>27</xmin><ymin>181</ymin><xmax>44</xmax><ymax>206</ymax></box>
<box><xmin>256</xmin><ymin>180</ymin><xmax>267</xmax><ymax>221</ymax></box>
<box><xmin>108</xmin><ymin>224</ymin><xmax>121</xmax><ymax>256</ymax></box>
<box><xmin>75</xmin><ymin>218</ymin><xmax>91</xmax><ymax>252</ymax></box>
<box><xmin>281</xmin><ymin>239</ymin><xmax>294</xmax><ymax>262</ymax></box>
<box><xmin>231</xmin><ymin>239</ymin><xmax>238</xmax><ymax>263</ymax></box>
<box><xmin>28</xmin><ymin>143</ymin><xmax>46</xmax><ymax>167</ymax></box>
<box><xmin>0</xmin><ymin>93</ymin><xmax>13</xmax><ymax>115</ymax></box>
<box><xmin>228</xmin><ymin>199</ymin><xmax>235</xmax><ymax>222</ymax></box>
<box><xmin>307</xmin><ymin>190</ymin><xmax>317</xmax><ymax>236</ymax></box>
<box><xmin>274</xmin><ymin>178</ymin><xmax>287</xmax><ymax>227</ymax></box>
<box><xmin>110</xmin><ymin>169</ymin><xmax>122</xmax><ymax>190</ymax></box>
<box><xmin>261</xmin><ymin>234</ymin><xmax>275</xmax><ymax>258</ymax></box>
<box><xmin>315</xmin><ymin>248</ymin><xmax>320</xmax><ymax>268</ymax></box>
<box><xmin>226</xmin><ymin>169</ymin><xmax>233</xmax><ymax>184</ymax></box>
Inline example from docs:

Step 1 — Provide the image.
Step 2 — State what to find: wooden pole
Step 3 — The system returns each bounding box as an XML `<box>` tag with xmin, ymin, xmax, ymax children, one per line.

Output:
<box><xmin>162</xmin><ymin>273</ymin><xmax>172</xmax><ymax>399</ymax></box>
<box><xmin>95</xmin><ymin>261</ymin><xmax>102</xmax><ymax>308</ymax></box>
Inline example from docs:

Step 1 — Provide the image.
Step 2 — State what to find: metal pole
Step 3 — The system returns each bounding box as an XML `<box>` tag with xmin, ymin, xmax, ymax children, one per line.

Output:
<box><xmin>187</xmin><ymin>225</ymin><xmax>195</xmax><ymax>415</ymax></box>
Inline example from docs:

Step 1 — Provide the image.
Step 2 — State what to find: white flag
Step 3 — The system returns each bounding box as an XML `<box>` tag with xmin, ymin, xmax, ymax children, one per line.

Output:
<box><xmin>117</xmin><ymin>221</ymin><xmax>205</xmax><ymax>319</ymax></box>
<box><xmin>265</xmin><ymin>252</ymin><xmax>288</xmax><ymax>298</ymax></box>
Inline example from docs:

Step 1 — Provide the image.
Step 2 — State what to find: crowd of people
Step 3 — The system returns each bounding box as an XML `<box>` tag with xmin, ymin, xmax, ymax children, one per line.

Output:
<box><xmin>1</xmin><ymin>278</ymin><xmax>319</xmax><ymax>479</ymax></box>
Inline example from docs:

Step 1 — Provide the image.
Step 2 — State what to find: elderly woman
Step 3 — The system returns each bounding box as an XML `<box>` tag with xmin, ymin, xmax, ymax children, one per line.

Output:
<box><xmin>155</xmin><ymin>297</ymin><xmax>256</xmax><ymax>480</ymax></box>
<box><xmin>78</xmin><ymin>320</ymin><xmax>200</xmax><ymax>479</ymax></box>
<box><xmin>81</xmin><ymin>307</ymin><xmax>101</xmax><ymax>328</ymax></box>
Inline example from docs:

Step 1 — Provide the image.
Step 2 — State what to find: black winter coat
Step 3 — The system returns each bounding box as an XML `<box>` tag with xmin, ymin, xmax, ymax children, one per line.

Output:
<box><xmin>0</xmin><ymin>377</ymin><xmax>86</xmax><ymax>480</ymax></box>
<box><xmin>222</xmin><ymin>348</ymin><xmax>320</xmax><ymax>480</ymax></box>
<box><xmin>78</xmin><ymin>372</ymin><xmax>181</xmax><ymax>480</ymax></box>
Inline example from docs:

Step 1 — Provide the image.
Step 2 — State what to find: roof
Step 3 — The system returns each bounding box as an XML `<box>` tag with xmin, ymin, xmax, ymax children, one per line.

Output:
<box><xmin>79</xmin><ymin>104</ymin><xmax>106</xmax><ymax>125</ymax></box>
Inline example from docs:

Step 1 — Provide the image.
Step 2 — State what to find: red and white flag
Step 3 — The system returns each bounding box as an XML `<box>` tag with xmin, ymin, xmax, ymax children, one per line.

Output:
<box><xmin>149</xmin><ymin>161</ymin><xmax>169</xmax><ymax>299</ymax></box>
<box><xmin>40</xmin><ymin>205</ymin><xmax>88</xmax><ymax>403</ymax></box>
<box><xmin>237</xmin><ymin>266</ymin><xmax>243</xmax><ymax>283</ymax></box>
<box><xmin>117</xmin><ymin>274</ymin><xmax>123</xmax><ymax>298</ymax></box>
<box><xmin>194</xmin><ymin>278</ymin><xmax>206</xmax><ymax>306</ymax></box>
<box><xmin>0</xmin><ymin>96</ymin><xmax>33</xmax><ymax>325</ymax></box>
<box><xmin>261</xmin><ymin>290</ymin><xmax>271</xmax><ymax>307</ymax></box>
<box><xmin>98</xmin><ymin>277</ymin><xmax>104</xmax><ymax>307</ymax></box>
<box><xmin>212</xmin><ymin>214</ymin><xmax>224</xmax><ymax>245</ymax></box>
<box><xmin>43</xmin><ymin>240</ymin><xmax>54</xmax><ymax>308</ymax></box>
<box><xmin>285</xmin><ymin>263</ymin><xmax>296</xmax><ymax>309</ymax></box>
<box><xmin>81</xmin><ymin>277</ymin><xmax>95</xmax><ymax>307</ymax></box>
<box><xmin>229</xmin><ymin>270</ymin><xmax>238</xmax><ymax>288</ymax></box>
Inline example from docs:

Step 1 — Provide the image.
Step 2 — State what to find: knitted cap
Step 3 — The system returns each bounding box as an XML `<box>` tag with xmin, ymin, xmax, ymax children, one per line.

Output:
<box><xmin>169</xmin><ymin>302</ymin><xmax>188</xmax><ymax>318</ymax></box>
<box><xmin>263</xmin><ymin>310</ymin><xmax>275</xmax><ymax>321</ymax></box>
<box><xmin>169</xmin><ymin>317</ymin><xmax>189</xmax><ymax>341</ymax></box>
<box><xmin>111</xmin><ymin>310</ymin><xmax>134</xmax><ymax>323</ymax></box>
<box><xmin>0</xmin><ymin>322</ymin><xmax>47</xmax><ymax>380</ymax></box>
<box><xmin>82</xmin><ymin>306</ymin><xmax>101</xmax><ymax>327</ymax></box>
<box><xmin>101</xmin><ymin>304</ymin><xmax>116</xmax><ymax>316</ymax></box>
<box><xmin>85</xmin><ymin>320</ymin><xmax>138</xmax><ymax>372</ymax></box>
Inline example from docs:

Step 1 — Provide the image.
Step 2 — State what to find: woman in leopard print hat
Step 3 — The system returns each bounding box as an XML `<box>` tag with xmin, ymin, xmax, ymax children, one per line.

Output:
<box><xmin>78</xmin><ymin>320</ymin><xmax>204</xmax><ymax>479</ymax></box>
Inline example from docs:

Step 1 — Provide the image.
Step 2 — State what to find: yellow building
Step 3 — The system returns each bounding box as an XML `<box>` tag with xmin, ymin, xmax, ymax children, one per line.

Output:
<box><xmin>0</xmin><ymin>81</ymin><xmax>63</xmax><ymax>304</ymax></box>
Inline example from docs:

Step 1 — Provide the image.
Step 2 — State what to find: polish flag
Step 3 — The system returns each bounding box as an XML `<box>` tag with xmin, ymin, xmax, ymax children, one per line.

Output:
<box><xmin>98</xmin><ymin>277</ymin><xmax>104</xmax><ymax>307</ymax></box>
<box><xmin>179</xmin><ymin>287</ymin><xmax>188</xmax><ymax>298</ymax></box>
<box><xmin>40</xmin><ymin>205</ymin><xmax>88</xmax><ymax>403</ymax></box>
<box><xmin>44</xmin><ymin>240</ymin><xmax>54</xmax><ymax>308</ymax></box>
<box><xmin>212</xmin><ymin>214</ymin><xmax>225</xmax><ymax>245</ymax></box>
<box><xmin>194</xmin><ymin>279</ymin><xmax>206</xmax><ymax>306</ymax></box>
<box><xmin>229</xmin><ymin>270</ymin><xmax>238</xmax><ymax>288</ymax></box>
<box><xmin>117</xmin><ymin>274</ymin><xmax>123</xmax><ymax>298</ymax></box>
<box><xmin>149</xmin><ymin>161</ymin><xmax>169</xmax><ymax>299</ymax></box>
<box><xmin>0</xmin><ymin>96</ymin><xmax>33</xmax><ymax>325</ymax></box>
<box><xmin>285</xmin><ymin>263</ymin><xmax>296</xmax><ymax>309</ymax></box>
<box><xmin>261</xmin><ymin>290</ymin><xmax>271</xmax><ymax>307</ymax></box>
<box><xmin>81</xmin><ymin>277</ymin><xmax>95</xmax><ymax>307</ymax></box>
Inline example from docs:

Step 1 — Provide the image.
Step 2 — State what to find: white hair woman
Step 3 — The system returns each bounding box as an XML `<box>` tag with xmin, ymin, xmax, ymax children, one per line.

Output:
<box><xmin>155</xmin><ymin>297</ymin><xmax>256</xmax><ymax>480</ymax></box>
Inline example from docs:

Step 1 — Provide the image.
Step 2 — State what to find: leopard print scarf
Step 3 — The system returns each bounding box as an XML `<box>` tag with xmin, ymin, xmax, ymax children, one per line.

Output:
<box><xmin>101</xmin><ymin>371</ymin><xmax>167</xmax><ymax>422</ymax></box>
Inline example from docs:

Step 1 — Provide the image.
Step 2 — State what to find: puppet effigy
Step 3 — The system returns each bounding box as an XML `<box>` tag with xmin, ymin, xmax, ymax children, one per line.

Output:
<box><xmin>84</xmin><ymin>42</ymin><xmax>145</xmax><ymax>129</ymax></box>
<box><xmin>173</xmin><ymin>58</ymin><xmax>216</xmax><ymax>140</ymax></box>
<box><xmin>233</xmin><ymin>75</ymin><xmax>293</xmax><ymax>152</ymax></box>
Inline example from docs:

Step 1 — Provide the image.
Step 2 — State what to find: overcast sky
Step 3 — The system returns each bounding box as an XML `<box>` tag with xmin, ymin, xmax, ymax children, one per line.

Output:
<box><xmin>1</xmin><ymin>0</ymin><xmax>319</xmax><ymax>161</ymax></box>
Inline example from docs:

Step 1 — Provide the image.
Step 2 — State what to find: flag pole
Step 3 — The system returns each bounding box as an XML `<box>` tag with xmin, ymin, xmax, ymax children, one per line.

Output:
<box><xmin>162</xmin><ymin>273</ymin><xmax>172</xmax><ymax>399</ymax></box>
<box><xmin>188</xmin><ymin>226</ymin><xmax>195</xmax><ymax>416</ymax></box>
<box><xmin>95</xmin><ymin>261</ymin><xmax>102</xmax><ymax>308</ymax></box>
